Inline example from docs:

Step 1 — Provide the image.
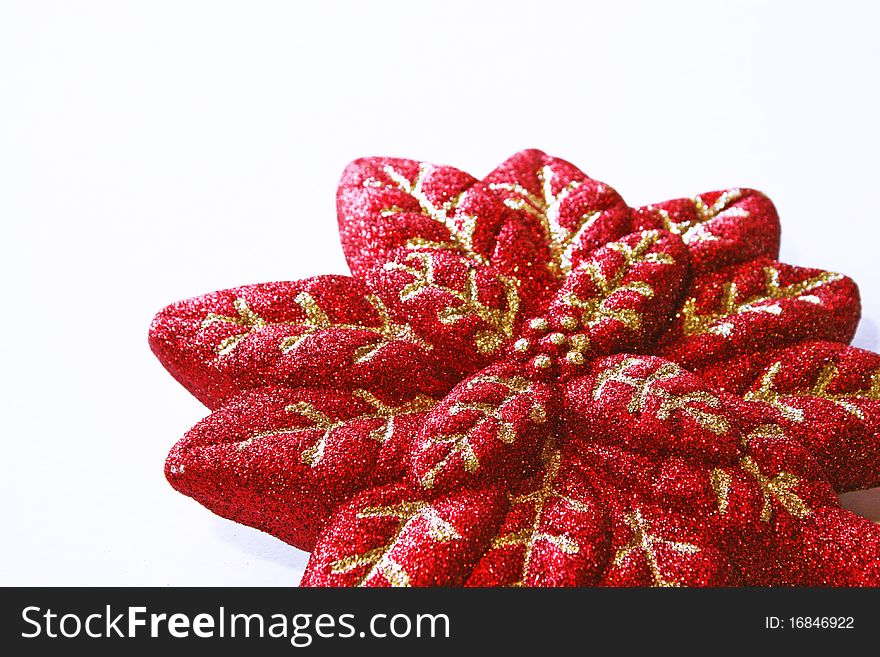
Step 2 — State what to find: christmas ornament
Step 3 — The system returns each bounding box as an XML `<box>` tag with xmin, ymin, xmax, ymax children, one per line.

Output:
<box><xmin>150</xmin><ymin>150</ymin><xmax>880</xmax><ymax>586</ymax></box>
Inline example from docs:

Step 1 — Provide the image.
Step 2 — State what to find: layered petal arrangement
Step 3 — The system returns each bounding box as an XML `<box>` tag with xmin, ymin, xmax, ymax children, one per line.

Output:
<box><xmin>150</xmin><ymin>150</ymin><xmax>880</xmax><ymax>586</ymax></box>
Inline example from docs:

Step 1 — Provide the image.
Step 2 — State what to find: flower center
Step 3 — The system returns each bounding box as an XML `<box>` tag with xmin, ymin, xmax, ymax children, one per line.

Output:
<box><xmin>509</xmin><ymin>312</ymin><xmax>590</xmax><ymax>380</ymax></box>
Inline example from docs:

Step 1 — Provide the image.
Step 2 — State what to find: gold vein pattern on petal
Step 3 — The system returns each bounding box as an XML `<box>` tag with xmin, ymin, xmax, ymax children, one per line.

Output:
<box><xmin>611</xmin><ymin>508</ymin><xmax>701</xmax><ymax>588</ymax></box>
<box><xmin>418</xmin><ymin>374</ymin><xmax>546</xmax><ymax>489</ymax></box>
<box><xmin>384</xmin><ymin>251</ymin><xmax>519</xmax><ymax>354</ymax></box>
<box><xmin>330</xmin><ymin>500</ymin><xmax>461</xmax><ymax>587</ymax></box>
<box><xmin>202</xmin><ymin>298</ymin><xmax>268</xmax><ymax>356</ymax></box>
<box><xmin>489</xmin><ymin>440</ymin><xmax>590</xmax><ymax>587</ymax></box>
<box><xmin>237</xmin><ymin>391</ymin><xmax>436</xmax><ymax>467</ymax></box>
<box><xmin>489</xmin><ymin>165</ymin><xmax>600</xmax><ymax>276</ymax></box>
<box><xmin>681</xmin><ymin>267</ymin><xmax>844</xmax><ymax>337</ymax></box>
<box><xmin>561</xmin><ymin>230</ymin><xmax>675</xmax><ymax>332</ymax></box>
<box><xmin>380</xmin><ymin>163</ymin><xmax>486</xmax><ymax>265</ymax></box>
<box><xmin>649</xmin><ymin>189</ymin><xmax>750</xmax><ymax>245</ymax></box>
<box><xmin>709</xmin><ymin>425</ymin><xmax>812</xmax><ymax>522</ymax></box>
<box><xmin>744</xmin><ymin>361</ymin><xmax>880</xmax><ymax>422</ymax></box>
<box><xmin>593</xmin><ymin>358</ymin><xmax>730</xmax><ymax>434</ymax></box>
<box><xmin>201</xmin><ymin>292</ymin><xmax>432</xmax><ymax>361</ymax></box>
<box><xmin>738</xmin><ymin>456</ymin><xmax>811</xmax><ymax>522</ymax></box>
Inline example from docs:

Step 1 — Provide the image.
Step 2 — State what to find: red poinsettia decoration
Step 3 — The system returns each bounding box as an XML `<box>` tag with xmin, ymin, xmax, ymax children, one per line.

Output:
<box><xmin>150</xmin><ymin>150</ymin><xmax>880</xmax><ymax>586</ymax></box>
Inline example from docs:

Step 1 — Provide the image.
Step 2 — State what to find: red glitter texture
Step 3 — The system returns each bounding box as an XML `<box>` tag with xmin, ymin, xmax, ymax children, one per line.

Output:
<box><xmin>150</xmin><ymin>149</ymin><xmax>880</xmax><ymax>586</ymax></box>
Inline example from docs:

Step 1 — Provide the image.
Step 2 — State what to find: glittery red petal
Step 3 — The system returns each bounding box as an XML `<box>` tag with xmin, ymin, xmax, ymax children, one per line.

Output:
<box><xmin>547</xmin><ymin>229</ymin><xmax>690</xmax><ymax>357</ymax></box>
<box><xmin>336</xmin><ymin>157</ymin><xmax>499</xmax><ymax>279</ymax></box>
<box><xmin>408</xmin><ymin>363</ymin><xmax>556</xmax><ymax>495</ymax></box>
<box><xmin>366</xmin><ymin>248</ymin><xmax>522</xmax><ymax>376</ymax></box>
<box><xmin>697</xmin><ymin>419</ymin><xmax>856</xmax><ymax>584</ymax></box>
<box><xmin>698</xmin><ymin>341</ymin><xmax>880</xmax><ymax>492</ymax></box>
<box><xmin>149</xmin><ymin>276</ymin><xmax>453</xmax><ymax>409</ymax></box>
<box><xmin>482</xmin><ymin>149</ymin><xmax>633</xmax><ymax>283</ymax></box>
<box><xmin>165</xmin><ymin>386</ymin><xmax>434</xmax><ymax>551</ymax></box>
<box><xmin>598</xmin><ymin>498</ymin><xmax>740</xmax><ymax>586</ymax></box>
<box><xmin>772</xmin><ymin>508</ymin><xmax>880</xmax><ymax>586</ymax></box>
<box><xmin>657</xmin><ymin>258</ymin><xmax>860</xmax><ymax>371</ymax></box>
<box><xmin>565</xmin><ymin>355</ymin><xmax>743</xmax><ymax>464</ymax></box>
<box><xmin>633</xmin><ymin>188</ymin><xmax>780</xmax><ymax>274</ymax></box>
<box><xmin>466</xmin><ymin>447</ymin><xmax>610</xmax><ymax>587</ymax></box>
<box><xmin>301</xmin><ymin>483</ymin><xmax>506</xmax><ymax>586</ymax></box>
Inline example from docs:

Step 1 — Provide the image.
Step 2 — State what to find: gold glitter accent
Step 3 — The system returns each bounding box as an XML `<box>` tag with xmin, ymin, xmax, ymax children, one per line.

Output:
<box><xmin>529</xmin><ymin>317</ymin><xmax>549</xmax><ymax>332</ymax></box>
<box><xmin>560</xmin><ymin>315</ymin><xmax>579</xmax><ymax>330</ymax></box>
<box><xmin>569</xmin><ymin>334</ymin><xmax>589</xmax><ymax>352</ymax></box>
<box><xmin>709</xmin><ymin>469</ymin><xmax>731</xmax><ymax>515</ymax></box>
<box><xmin>566</xmin><ymin>351</ymin><xmax>585</xmax><ymax>365</ymax></box>
<box><xmin>283</xmin><ymin>402</ymin><xmax>337</xmax><ymax>466</ymax></box>
<box><xmin>352</xmin><ymin>390</ymin><xmax>438</xmax><ymax>443</ymax></box>
<box><xmin>561</xmin><ymin>231</ymin><xmax>674</xmax><ymax>334</ymax></box>
<box><xmin>744</xmin><ymin>361</ymin><xmax>880</xmax><ymax>422</ymax></box>
<box><xmin>514</xmin><ymin>338</ymin><xmax>531</xmax><ymax>352</ymax></box>
<box><xmin>488</xmin><ymin>165</ymin><xmax>602</xmax><ymax>275</ymax></box>
<box><xmin>238</xmin><ymin>391</ymin><xmax>436</xmax><ymax>467</ymax></box>
<box><xmin>384</xmin><ymin>251</ymin><xmax>519</xmax><ymax>354</ymax></box>
<box><xmin>593</xmin><ymin>358</ymin><xmax>730</xmax><ymax>434</ymax></box>
<box><xmin>330</xmin><ymin>501</ymin><xmax>461</xmax><ymax>587</ymax></box>
<box><xmin>419</xmin><ymin>433</ymin><xmax>481</xmax><ymax>490</ymax></box>
<box><xmin>693</xmin><ymin>189</ymin><xmax>748</xmax><ymax>222</ymax></box>
<box><xmin>276</xmin><ymin>292</ymin><xmax>332</xmax><ymax>356</ymax></box>
<box><xmin>739</xmin><ymin>455</ymin><xmax>811</xmax><ymax>522</ymax></box>
<box><xmin>612</xmin><ymin>508</ymin><xmax>700</xmax><ymax>587</ymax></box>
<box><xmin>418</xmin><ymin>375</ymin><xmax>541</xmax><ymax>489</ymax></box>
<box><xmin>648</xmin><ymin>189</ymin><xmax>748</xmax><ymax>245</ymax></box>
<box><xmin>381</xmin><ymin>163</ymin><xmax>486</xmax><ymax>265</ymax></box>
<box><xmin>745</xmin><ymin>423</ymin><xmax>787</xmax><ymax>444</ymax></box>
<box><xmin>285</xmin><ymin>293</ymin><xmax>431</xmax><ymax>361</ymax></box>
<box><xmin>202</xmin><ymin>298</ymin><xmax>267</xmax><ymax>356</ymax></box>
<box><xmin>529</xmin><ymin>405</ymin><xmax>548</xmax><ymax>424</ymax></box>
<box><xmin>533</xmin><ymin>355</ymin><xmax>552</xmax><ymax>369</ymax></box>
<box><xmin>680</xmin><ymin>267</ymin><xmax>844</xmax><ymax>337</ymax></box>
<box><xmin>548</xmin><ymin>332</ymin><xmax>566</xmax><ymax>346</ymax></box>
<box><xmin>489</xmin><ymin>441</ymin><xmax>588</xmax><ymax>586</ymax></box>
<box><xmin>202</xmin><ymin>293</ymin><xmax>430</xmax><ymax>361</ymax></box>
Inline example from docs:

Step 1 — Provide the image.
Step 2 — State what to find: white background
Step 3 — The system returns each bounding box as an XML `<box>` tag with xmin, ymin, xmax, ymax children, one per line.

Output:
<box><xmin>1</xmin><ymin>0</ymin><xmax>879</xmax><ymax>586</ymax></box>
